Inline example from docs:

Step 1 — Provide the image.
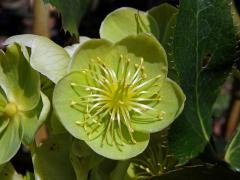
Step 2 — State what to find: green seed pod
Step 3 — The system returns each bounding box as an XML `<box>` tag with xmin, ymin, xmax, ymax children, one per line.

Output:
<box><xmin>53</xmin><ymin>34</ymin><xmax>185</xmax><ymax>160</ymax></box>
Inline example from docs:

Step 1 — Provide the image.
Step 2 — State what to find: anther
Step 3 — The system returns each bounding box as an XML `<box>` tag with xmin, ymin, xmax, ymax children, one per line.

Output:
<box><xmin>70</xmin><ymin>100</ymin><xmax>77</xmax><ymax>107</ymax></box>
<box><xmin>70</xmin><ymin>82</ymin><xmax>77</xmax><ymax>86</ymax></box>
<box><xmin>146</xmin><ymin>168</ymin><xmax>151</xmax><ymax>173</ymax></box>
<box><xmin>75</xmin><ymin>121</ymin><xmax>84</xmax><ymax>125</ymax></box>
<box><xmin>156</xmin><ymin>75</ymin><xmax>162</xmax><ymax>79</ymax></box>
<box><xmin>85</xmin><ymin>87</ymin><xmax>91</xmax><ymax>91</ymax></box>
<box><xmin>119</xmin><ymin>101</ymin><xmax>124</xmax><ymax>105</ymax></box>
<box><xmin>142</xmin><ymin>74</ymin><xmax>147</xmax><ymax>79</ymax></box>
<box><xmin>97</xmin><ymin>57</ymin><xmax>102</xmax><ymax>62</ymax></box>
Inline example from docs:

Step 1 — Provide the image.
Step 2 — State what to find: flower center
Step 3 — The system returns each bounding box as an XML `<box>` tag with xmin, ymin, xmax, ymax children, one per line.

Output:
<box><xmin>70</xmin><ymin>55</ymin><xmax>163</xmax><ymax>146</ymax></box>
<box><xmin>4</xmin><ymin>102</ymin><xmax>17</xmax><ymax>117</ymax></box>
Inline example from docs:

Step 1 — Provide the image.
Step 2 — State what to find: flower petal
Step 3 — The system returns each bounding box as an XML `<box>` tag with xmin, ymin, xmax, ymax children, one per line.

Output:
<box><xmin>53</xmin><ymin>72</ymin><xmax>92</xmax><ymax>141</ymax></box>
<box><xmin>70</xmin><ymin>39</ymin><xmax>112</xmax><ymax>71</ymax></box>
<box><xmin>21</xmin><ymin>92</ymin><xmax>50</xmax><ymax>145</ymax></box>
<box><xmin>0</xmin><ymin>115</ymin><xmax>23</xmax><ymax>165</ymax></box>
<box><xmin>86</xmin><ymin>126</ymin><xmax>150</xmax><ymax>160</ymax></box>
<box><xmin>100</xmin><ymin>7</ymin><xmax>159</xmax><ymax>42</ymax></box>
<box><xmin>132</xmin><ymin>78</ymin><xmax>185</xmax><ymax>133</ymax></box>
<box><xmin>0</xmin><ymin>44</ymin><xmax>40</xmax><ymax>111</ymax></box>
<box><xmin>111</xmin><ymin>34</ymin><xmax>168</xmax><ymax>79</ymax></box>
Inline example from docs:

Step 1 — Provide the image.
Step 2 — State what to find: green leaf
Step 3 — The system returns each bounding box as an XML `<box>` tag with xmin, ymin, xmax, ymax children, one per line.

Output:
<box><xmin>32</xmin><ymin>133</ymin><xmax>76</xmax><ymax>180</ymax></box>
<box><xmin>148</xmin><ymin>3</ymin><xmax>179</xmax><ymax>80</ymax></box>
<box><xmin>0</xmin><ymin>163</ymin><xmax>23</xmax><ymax>180</ymax></box>
<box><xmin>49</xmin><ymin>111</ymin><xmax>67</xmax><ymax>135</ymax></box>
<box><xmin>225</xmin><ymin>126</ymin><xmax>240</xmax><ymax>170</ymax></box>
<box><xmin>23</xmin><ymin>172</ymin><xmax>35</xmax><ymax>180</ymax></box>
<box><xmin>169</xmin><ymin>0</ymin><xmax>235</xmax><ymax>164</ymax></box>
<box><xmin>43</xmin><ymin>0</ymin><xmax>90</xmax><ymax>35</ymax></box>
<box><xmin>100</xmin><ymin>7</ymin><xmax>159</xmax><ymax>43</ymax></box>
<box><xmin>5</xmin><ymin>34</ymin><xmax>71</xmax><ymax>83</ymax></box>
<box><xmin>0</xmin><ymin>44</ymin><xmax>40</xmax><ymax>111</ymax></box>
<box><xmin>110</xmin><ymin>160</ymin><xmax>130</xmax><ymax>180</ymax></box>
<box><xmin>150</xmin><ymin>163</ymin><xmax>240</xmax><ymax>180</ymax></box>
<box><xmin>21</xmin><ymin>92</ymin><xmax>50</xmax><ymax>145</ymax></box>
<box><xmin>70</xmin><ymin>140</ymin><xmax>103</xmax><ymax>180</ymax></box>
<box><xmin>0</xmin><ymin>116</ymin><xmax>23</xmax><ymax>165</ymax></box>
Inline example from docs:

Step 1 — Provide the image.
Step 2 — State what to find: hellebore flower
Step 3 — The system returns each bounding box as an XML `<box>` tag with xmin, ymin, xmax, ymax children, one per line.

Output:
<box><xmin>0</xmin><ymin>44</ymin><xmax>50</xmax><ymax>165</ymax></box>
<box><xmin>53</xmin><ymin>34</ymin><xmax>185</xmax><ymax>160</ymax></box>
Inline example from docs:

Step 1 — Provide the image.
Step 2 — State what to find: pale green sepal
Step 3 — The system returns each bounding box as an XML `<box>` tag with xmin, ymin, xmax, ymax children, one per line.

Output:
<box><xmin>0</xmin><ymin>44</ymin><xmax>40</xmax><ymax>111</ymax></box>
<box><xmin>114</xmin><ymin>34</ymin><xmax>168</xmax><ymax>79</ymax></box>
<box><xmin>53</xmin><ymin>72</ymin><xmax>89</xmax><ymax>141</ymax></box>
<box><xmin>86</xmin><ymin>129</ymin><xmax>150</xmax><ymax>160</ymax></box>
<box><xmin>70</xmin><ymin>39</ymin><xmax>112</xmax><ymax>71</ymax></box>
<box><xmin>64</xmin><ymin>36</ymin><xmax>91</xmax><ymax>57</ymax></box>
<box><xmin>22</xmin><ymin>92</ymin><xmax>50</xmax><ymax>145</ymax></box>
<box><xmin>100</xmin><ymin>7</ymin><xmax>159</xmax><ymax>42</ymax></box>
<box><xmin>4</xmin><ymin>34</ymin><xmax>71</xmax><ymax>83</ymax></box>
<box><xmin>132</xmin><ymin>78</ymin><xmax>185</xmax><ymax>133</ymax></box>
<box><xmin>0</xmin><ymin>115</ymin><xmax>23</xmax><ymax>165</ymax></box>
<box><xmin>148</xmin><ymin>3</ymin><xmax>178</xmax><ymax>42</ymax></box>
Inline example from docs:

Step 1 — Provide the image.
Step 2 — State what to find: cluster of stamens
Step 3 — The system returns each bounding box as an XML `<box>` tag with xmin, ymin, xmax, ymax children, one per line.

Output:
<box><xmin>2</xmin><ymin>102</ymin><xmax>18</xmax><ymax>117</ymax></box>
<box><xmin>70</xmin><ymin>55</ymin><xmax>165</xmax><ymax>149</ymax></box>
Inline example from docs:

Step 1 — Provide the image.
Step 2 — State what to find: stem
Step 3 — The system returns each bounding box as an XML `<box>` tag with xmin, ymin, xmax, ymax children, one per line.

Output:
<box><xmin>33</xmin><ymin>0</ymin><xmax>49</xmax><ymax>37</ymax></box>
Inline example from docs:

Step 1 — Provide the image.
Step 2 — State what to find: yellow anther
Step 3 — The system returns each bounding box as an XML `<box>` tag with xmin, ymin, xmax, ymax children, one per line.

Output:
<box><xmin>119</xmin><ymin>101</ymin><xmax>124</xmax><ymax>105</ymax></box>
<box><xmin>70</xmin><ymin>82</ymin><xmax>77</xmax><ymax>86</ymax></box>
<box><xmin>75</xmin><ymin>121</ymin><xmax>84</xmax><ymax>126</ymax></box>
<box><xmin>157</xmin><ymin>113</ymin><xmax>164</xmax><ymax>120</ymax></box>
<box><xmin>146</xmin><ymin>168</ymin><xmax>151</xmax><ymax>173</ymax></box>
<box><xmin>70</xmin><ymin>100</ymin><xmax>77</xmax><ymax>106</ymax></box>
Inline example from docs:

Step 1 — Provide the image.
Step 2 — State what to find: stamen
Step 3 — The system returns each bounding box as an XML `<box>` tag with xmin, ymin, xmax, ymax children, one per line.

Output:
<box><xmin>70</xmin><ymin>55</ymin><xmax>163</xmax><ymax>148</ymax></box>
